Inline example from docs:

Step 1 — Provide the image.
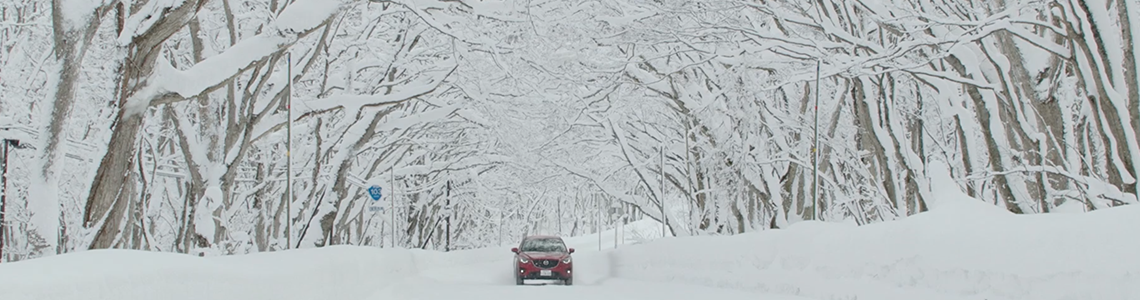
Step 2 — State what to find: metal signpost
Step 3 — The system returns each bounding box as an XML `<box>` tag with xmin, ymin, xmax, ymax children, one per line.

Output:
<box><xmin>367</xmin><ymin>184</ymin><xmax>384</xmax><ymax>248</ymax></box>
<box><xmin>368</xmin><ymin>185</ymin><xmax>383</xmax><ymax>211</ymax></box>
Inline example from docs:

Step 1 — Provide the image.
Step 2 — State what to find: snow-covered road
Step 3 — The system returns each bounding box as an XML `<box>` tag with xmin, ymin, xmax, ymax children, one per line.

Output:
<box><xmin>382</xmin><ymin>278</ymin><xmax>809</xmax><ymax>300</ymax></box>
<box><xmin>0</xmin><ymin>240</ymin><xmax>806</xmax><ymax>300</ymax></box>
<box><xmin>387</xmin><ymin>247</ymin><xmax>810</xmax><ymax>300</ymax></box>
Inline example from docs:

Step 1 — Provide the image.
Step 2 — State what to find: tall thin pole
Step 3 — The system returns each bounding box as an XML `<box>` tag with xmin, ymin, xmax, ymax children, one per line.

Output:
<box><xmin>684</xmin><ymin>116</ymin><xmax>694</xmax><ymax>235</ymax></box>
<box><xmin>286</xmin><ymin>52</ymin><xmax>293</xmax><ymax>249</ymax></box>
<box><xmin>390</xmin><ymin>167</ymin><xmax>396</xmax><ymax>248</ymax></box>
<box><xmin>0</xmin><ymin>140</ymin><xmax>9</xmax><ymax>262</ymax></box>
<box><xmin>613</xmin><ymin>198</ymin><xmax>618</xmax><ymax>249</ymax></box>
<box><xmin>620</xmin><ymin>214</ymin><xmax>625</xmax><ymax>247</ymax></box>
<box><xmin>557</xmin><ymin>194</ymin><xmax>562</xmax><ymax>235</ymax></box>
<box><xmin>498</xmin><ymin>209</ymin><xmax>503</xmax><ymax>246</ymax></box>
<box><xmin>596</xmin><ymin>194</ymin><xmax>601</xmax><ymax>251</ymax></box>
<box><xmin>659</xmin><ymin>144</ymin><xmax>666</xmax><ymax>237</ymax></box>
<box><xmin>445</xmin><ymin>178</ymin><xmax>451</xmax><ymax>252</ymax></box>
<box><xmin>812</xmin><ymin>59</ymin><xmax>821</xmax><ymax>221</ymax></box>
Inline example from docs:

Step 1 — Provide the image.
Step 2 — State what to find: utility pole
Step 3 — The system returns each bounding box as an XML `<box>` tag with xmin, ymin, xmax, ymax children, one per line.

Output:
<box><xmin>286</xmin><ymin>52</ymin><xmax>293</xmax><ymax>249</ymax></box>
<box><xmin>812</xmin><ymin>59</ymin><xmax>821</xmax><ymax>221</ymax></box>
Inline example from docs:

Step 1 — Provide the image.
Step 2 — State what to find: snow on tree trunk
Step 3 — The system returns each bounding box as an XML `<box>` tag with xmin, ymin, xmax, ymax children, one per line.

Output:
<box><xmin>38</xmin><ymin>0</ymin><xmax>112</xmax><ymax>255</ymax></box>
<box><xmin>1060</xmin><ymin>0</ymin><xmax>1139</xmax><ymax>204</ymax></box>
<box><xmin>84</xmin><ymin>0</ymin><xmax>345</xmax><ymax>249</ymax></box>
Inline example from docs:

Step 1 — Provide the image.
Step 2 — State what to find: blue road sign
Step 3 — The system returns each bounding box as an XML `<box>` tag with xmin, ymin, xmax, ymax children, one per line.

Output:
<box><xmin>368</xmin><ymin>185</ymin><xmax>382</xmax><ymax>201</ymax></box>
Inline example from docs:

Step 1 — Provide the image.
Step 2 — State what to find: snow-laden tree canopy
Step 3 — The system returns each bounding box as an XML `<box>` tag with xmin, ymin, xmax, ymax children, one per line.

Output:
<box><xmin>0</xmin><ymin>0</ymin><xmax>1136</xmax><ymax>260</ymax></box>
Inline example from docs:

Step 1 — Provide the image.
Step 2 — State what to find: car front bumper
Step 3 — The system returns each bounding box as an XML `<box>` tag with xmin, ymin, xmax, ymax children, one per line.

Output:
<box><xmin>519</xmin><ymin>269</ymin><xmax>571</xmax><ymax>280</ymax></box>
<box><xmin>517</xmin><ymin>261</ymin><xmax>572</xmax><ymax>280</ymax></box>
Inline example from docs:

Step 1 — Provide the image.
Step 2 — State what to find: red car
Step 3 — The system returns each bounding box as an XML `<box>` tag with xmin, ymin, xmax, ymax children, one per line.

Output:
<box><xmin>511</xmin><ymin>235</ymin><xmax>574</xmax><ymax>285</ymax></box>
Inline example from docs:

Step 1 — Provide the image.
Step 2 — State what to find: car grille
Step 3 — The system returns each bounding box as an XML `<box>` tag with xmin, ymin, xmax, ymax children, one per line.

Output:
<box><xmin>533</xmin><ymin>259</ymin><xmax>560</xmax><ymax>269</ymax></box>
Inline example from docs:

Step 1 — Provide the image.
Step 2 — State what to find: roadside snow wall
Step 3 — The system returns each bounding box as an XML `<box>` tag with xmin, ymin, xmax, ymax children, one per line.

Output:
<box><xmin>607</xmin><ymin>201</ymin><xmax>1140</xmax><ymax>300</ymax></box>
<box><xmin>0</xmin><ymin>246</ymin><xmax>419</xmax><ymax>300</ymax></box>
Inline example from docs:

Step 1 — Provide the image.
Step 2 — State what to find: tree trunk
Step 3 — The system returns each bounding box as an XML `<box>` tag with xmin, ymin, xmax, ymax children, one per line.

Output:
<box><xmin>945</xmin><ymin>55</ymin><xmax>1024</xmax><ymax>213</ymax></box>
<box><xmin>45</xmin><ymin>0</ymin><xmax>111</xmax><ymax>254</ymax></box>
<box><xmin>1112</xmin><ymin>0</ymin><xmax>1140</xmax><ymax>198</ymax></box>
<box><xmin>978</xmin><ymin>38</ymin><xmax>1046</xmax><ymax>212</ymax></box>
<box><xmin>325</xmin><ymin>107</ymin><xmax>398</xmax><ymax>244</ymax></box>
<box><xmin>875</xmin><ymin>74</ymin><xmax>924</xmax><ymax>216</ymax></box>
<box><xmin>254</xmin><ymin>162</ymin><xmax>268</xmax><ymax>251</ymax></box>
<box><xmin>1068</xmin><ymin>0</ymin><xmax>1140</xmax><ymax>201</ymax></box>
<box><xmin>908</xmin><ymin>82</ymin><xmax>928</xmax><ymax>214</ymax></box>
<box><xmin>45</xmin><ymin>2</ymin><xmax>108</xmax><ymax>177</ymax></box>
<box><xmin>84</xmin><ymin>0</ymin><xmax>204</xmax><ymax>249</ymax></box>
<box><xmin>852</xmin><ymin>78</ymin><xmax>900</xmax><ymax>218</ymax></box>
<box><xmin>84</xmin><ymin>110</ymin><xmax>145</xmax><ymax>249</ymax></box>
<box><xmin>953</xmin><ymin>115</ymin><xmax>978</xmax><ymax>197</ymax></box>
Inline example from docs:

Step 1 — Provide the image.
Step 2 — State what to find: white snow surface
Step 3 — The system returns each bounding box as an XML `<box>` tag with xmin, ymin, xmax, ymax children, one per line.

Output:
<box><xmin>274</xmin><ymin>0</ymin><xmax>346</xmax><ymax>33</ymax></box>
<box><xmin>611</xmin><ymin>205</ymin><xmax>1140</xmax><ymax>300</ymax></box>
<box><xmin>1</xmin><ymin>201</ymin><xmax>1136</xmax><ymax>300</ymax></box>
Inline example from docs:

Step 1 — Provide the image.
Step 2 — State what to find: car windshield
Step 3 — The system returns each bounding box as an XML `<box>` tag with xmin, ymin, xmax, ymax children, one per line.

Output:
<box><xmin>520</xmin><ymin>238</ymin><xmax>566</xmax><ymax>253</ymax></box>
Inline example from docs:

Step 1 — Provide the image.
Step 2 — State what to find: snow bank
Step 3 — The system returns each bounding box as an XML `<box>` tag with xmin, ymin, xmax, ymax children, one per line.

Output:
<box><xmin>563</xmin><ymin>218</ymin><xmax>667</xmax><ymax>250</ymax></box>
<box><xmin>0</xmin><ymin>235</ymin><xmax>628</xmax><ymax>300</ymax></box>
<box><xmin>5</xmin><ymin>192</ymin><xmax>1134</xmax><ymax>300</ymax></box>
<box><xmin>552</xmin><ymin>219</ymin><xmax>668</xmax><ymax>285</ymax></box>
<box><xmin>412</xmin><ymin>246</ymin><xmax>519</xmax><ymax>285</ymax></box>
<box><xmin>0</xmin><ymin>246</ymin><xmax>417</xmax><ymax>300</ymax></box>
<box><xmin>607</xmin><ymin>202</ymin><xmax>1140</xmax><ymax>300</ymax></box>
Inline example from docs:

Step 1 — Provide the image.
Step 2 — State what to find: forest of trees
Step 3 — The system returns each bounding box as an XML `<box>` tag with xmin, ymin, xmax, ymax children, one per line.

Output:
<box><xmin>0</xmin><ymin>0</ymin><xmax>1136</xmax><ymax>261</ymax></box>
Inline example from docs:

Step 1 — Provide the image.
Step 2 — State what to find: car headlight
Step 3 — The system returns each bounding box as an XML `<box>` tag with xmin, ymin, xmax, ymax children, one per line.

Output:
<box><xmin>519</xmin><ymin>257</ymin><xmax>529</xmax><ymax>263</ymax></box>
<box><xmin>562</xmin><ymin>256</ymin><xmax>572</xmax><ymax>263</ymax></box>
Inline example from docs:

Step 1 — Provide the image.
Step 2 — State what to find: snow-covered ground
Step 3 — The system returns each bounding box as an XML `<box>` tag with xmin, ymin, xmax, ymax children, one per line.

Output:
<box><xmin>2</xmin><ymin>200</ymin><xmax>1137</xmax><ymax>300</ymax></box>
<box><xmin>608</xmin><ymin>202</ymin><xmax>1140</xmax><ymax>300</ymax></box>
<box><xmin>0</xmin><ymin>240</ymin><xmax>809</xmax><ymax>300</ymax></box>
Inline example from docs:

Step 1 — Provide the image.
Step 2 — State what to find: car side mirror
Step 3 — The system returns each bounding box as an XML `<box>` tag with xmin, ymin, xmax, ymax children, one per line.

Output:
<box><xmin>511</xmin><ymin>247</ymin><xmax>519</xmax><ymax>253</ymax></box>
<box><xmin>568</xmin><ymin>248</ymin><xmax>575</xmax><ymax>254</ymax></box>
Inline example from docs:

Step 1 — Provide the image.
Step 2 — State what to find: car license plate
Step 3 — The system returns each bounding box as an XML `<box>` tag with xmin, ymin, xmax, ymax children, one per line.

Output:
<box><xmin>540</xmin><ymin>270</ymin><xmax>552</xmax><ymax>276</ymax></box>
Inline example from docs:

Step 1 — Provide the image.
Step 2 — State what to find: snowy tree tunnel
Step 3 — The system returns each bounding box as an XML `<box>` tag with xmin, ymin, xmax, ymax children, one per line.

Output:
<box><xmin>0</xmin><ymin>0</ymin><xmax>1137</xmax><ymax>260</ymax></box>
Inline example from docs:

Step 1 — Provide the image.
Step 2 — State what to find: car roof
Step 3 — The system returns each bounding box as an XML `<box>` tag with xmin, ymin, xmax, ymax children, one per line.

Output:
<box><xmin>523</xmin><ymin>235</ymin><xmax>563</xmax><ymax>240</ymax></box>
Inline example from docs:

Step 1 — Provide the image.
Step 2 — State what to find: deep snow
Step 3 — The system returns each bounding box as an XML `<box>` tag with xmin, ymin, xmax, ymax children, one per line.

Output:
<box><xmin>1</xmin><ymin>199</ymin><xmax>1136</xmax><ymax>300</ymax></box>
<box><xmin>609</xmin><ymin>202</ymin><xmax>1140</xmax><ymax>300</ymax></box>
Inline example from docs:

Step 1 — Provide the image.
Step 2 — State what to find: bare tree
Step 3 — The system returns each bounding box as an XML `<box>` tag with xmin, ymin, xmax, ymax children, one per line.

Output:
<box><xmin>83</xmin><ymin>0</ymin><xmax>341</xmax><ymax>249</ymax></box>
